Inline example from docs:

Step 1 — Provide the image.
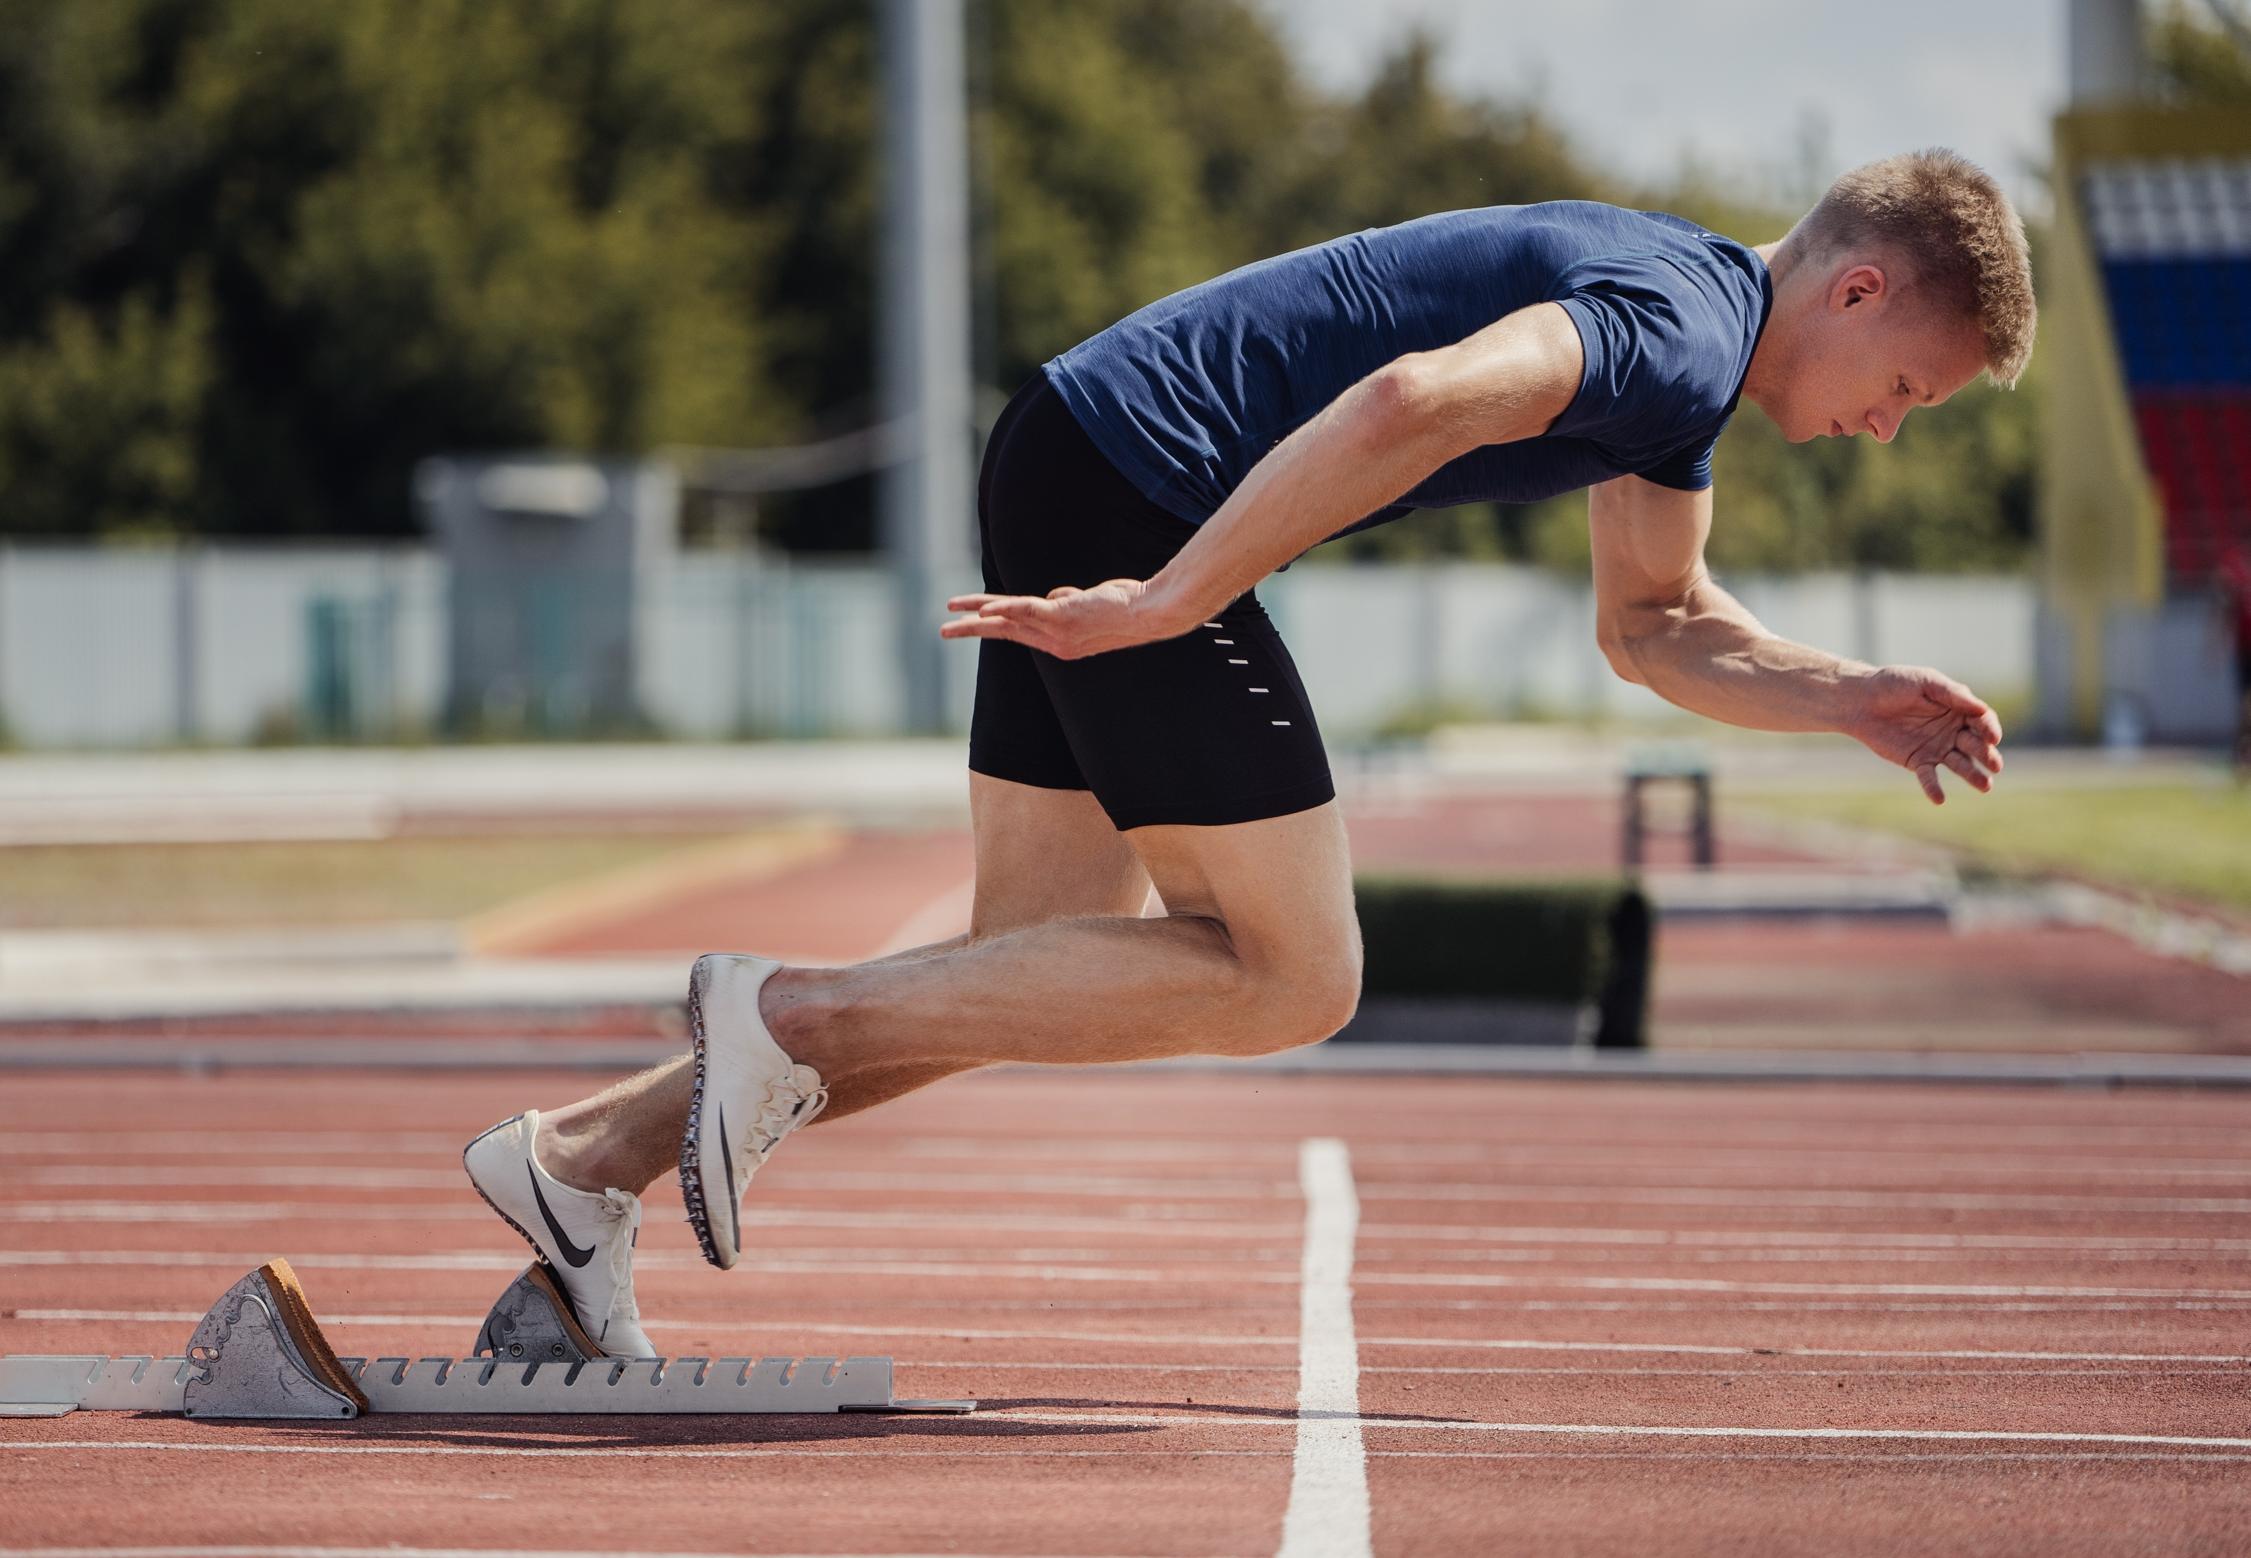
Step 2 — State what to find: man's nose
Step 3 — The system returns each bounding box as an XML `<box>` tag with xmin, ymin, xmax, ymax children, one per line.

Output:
<box><xmin>1871</xmin><ymin>407</ymin><xmax>1904</xmax><ymax>444</ymax></box>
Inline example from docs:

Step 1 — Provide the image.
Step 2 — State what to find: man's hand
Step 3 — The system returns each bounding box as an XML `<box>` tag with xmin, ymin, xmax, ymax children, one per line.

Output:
<box><xmin>939</xmin><ymin>578</ymin><xmax>1195</xmax><ymax>660</ymax></box>
<box><xmin>1845</xmin><ymin>665</ymin><xmax>2005</xmax><ymax>804</ymax></box>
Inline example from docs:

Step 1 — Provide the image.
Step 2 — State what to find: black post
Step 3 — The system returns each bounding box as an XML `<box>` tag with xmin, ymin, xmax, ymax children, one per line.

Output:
<box><xmin>1593</xmin><ymin>887</ymin><xmax>1653</xmax><ymax>1049</ymax></box>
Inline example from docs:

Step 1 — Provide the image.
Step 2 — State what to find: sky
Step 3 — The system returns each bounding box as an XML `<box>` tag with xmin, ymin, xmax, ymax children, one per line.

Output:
<box><xmin>1253</xmin><ymin>0</ymin><xmax>2068</xmax><ymax>214</ymax></box>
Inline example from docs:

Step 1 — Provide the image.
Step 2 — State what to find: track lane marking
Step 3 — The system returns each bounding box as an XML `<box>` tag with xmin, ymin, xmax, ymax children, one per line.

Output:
<box><xmin>10</xmin><ymin>1412</ymin><xmax>2250</xmax><ymax>1453</ymax></box>
<box><xmin>9</xmin><ymin>1243</ymin><xmax>2249</xmax><ymax>1301</ymax></box>
<box><xmin>1277</xmin><ymin>1138</ymin><xmax>1371</xmax><ymax>1558</ymax></box>
<box><xmin>20</xmin><ymin>1174</ymin><xmax>2251</xmax><ymax>1212</ymax></box>
<box><xmin>996</xmin><ymin>1410</ymin><xmax>2251</xmax><ymax>1450</ymax></box>
<box><xmin>10</xmin><ymin>1307</ymin><xmax>2251</xmax><ymax>1364</ymax></box>
<box><xmin>0</xmin><ymin>1547</ymin><xmax>1134</xmax><ymax>1558</ymax></box>
<box><xmin>10</xmin><ymin>1317</ymin><xmax>2244</xmax><ymax>1379</ymax></box>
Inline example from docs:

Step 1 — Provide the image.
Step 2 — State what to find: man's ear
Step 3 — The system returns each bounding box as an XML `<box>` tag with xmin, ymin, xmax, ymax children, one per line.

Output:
<box><xmin>1834</xmin><ymin>261</ymin><xmax>1889</xmax><ymax>311</ymax></box>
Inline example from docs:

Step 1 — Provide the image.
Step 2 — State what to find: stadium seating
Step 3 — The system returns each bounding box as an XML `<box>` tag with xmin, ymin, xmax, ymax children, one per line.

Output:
<box><xmin>2081</xmin><ymin>158</ymin><xmax>2251</xmax><ymax>582</ymax></box>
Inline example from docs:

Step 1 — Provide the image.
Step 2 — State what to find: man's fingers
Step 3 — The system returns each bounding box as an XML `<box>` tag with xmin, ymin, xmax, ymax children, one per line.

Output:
<box><xmin>977</xmin><ymin>596</ymin><xmax>1058</xmax><ymax>622</ymax></box>
<box><xmin>1932</xmin><ymin>674</ymin><xmax>1990</xmax><ymax>716</ymax></box>
<box><xmin>1956</xmin><ymin>728</ymin><xmax>2003</xmax><ymax>774</ymax></box>
<box><xmin>1914</xmin><ymin>763</ymin><xmax>1946</xmax><ymax>805</ymax></box>
<box><xmin>938</xmin><ymin>613</ymin><xmax>1020</xmax><ymax>642</ymax></box>
<box><xmin>1941</xmin><ymin>748</ymin><xmax>1992</xmax><ymax>793</ymax></box>
<box><xmin>943</xmin><ymin>592</ymin><xmax>1060</xmax><ymax>620</ymax></box>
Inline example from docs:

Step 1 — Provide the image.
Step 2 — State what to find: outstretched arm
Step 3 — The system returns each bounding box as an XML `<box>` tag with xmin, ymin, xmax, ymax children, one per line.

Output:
<box><xmin>941</xmin><ymin>302</ymin><xmax>1585</xmax><ymax>659</ymax></box>
<box><xmin>1589</xmin><ymin>474</ymin><xmax>2004</xmax><ymax>803</ymax></box>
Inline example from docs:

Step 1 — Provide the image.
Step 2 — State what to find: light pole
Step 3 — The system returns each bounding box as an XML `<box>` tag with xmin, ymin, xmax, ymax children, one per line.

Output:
<box><xmin>878</xmin><ymin>0</ymin><xmax>975</xmax><ymax>733</ymax></box>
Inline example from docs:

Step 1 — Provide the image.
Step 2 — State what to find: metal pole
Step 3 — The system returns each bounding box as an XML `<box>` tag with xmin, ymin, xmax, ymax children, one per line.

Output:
<box><xmin>173</xmin><ymin>543</ymin><xmax>201</xmax><ymax>744</ymax></box>
<box><xmin>2068</xmin><ymin>0</ymin><xmax>2145</xmax><ymax>104</ymax></box>
<box><xmin>878</xmin><ymin>0</ymin><xmax>975</xmax><ymax>734</ymax></box>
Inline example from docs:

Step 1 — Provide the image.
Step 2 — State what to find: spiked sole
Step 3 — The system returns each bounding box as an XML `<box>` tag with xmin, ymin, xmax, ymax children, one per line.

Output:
<box><xmin>679</xmin><ymin>957</ymin><xmax>732</xmax><ymax>1270</ymax></box>
<box><xmin>462</xmin><ymin>1116</ymin><xmax>552</xmax><ymax>1270</ymax></box>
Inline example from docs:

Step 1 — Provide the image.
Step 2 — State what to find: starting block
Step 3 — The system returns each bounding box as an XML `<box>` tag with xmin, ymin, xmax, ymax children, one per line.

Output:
<box><xmin>0</xmin><ymin>1257</ymin><xmax>974</xmax><ymax>1419</ymax></box>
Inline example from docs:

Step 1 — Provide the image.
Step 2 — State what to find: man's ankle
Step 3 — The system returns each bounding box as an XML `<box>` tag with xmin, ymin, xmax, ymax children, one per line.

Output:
<box><xmin>761</xmin><ymin>964</ymin><xmax>843</xmax><ymax>1075</ymax></box>
<box><xmin>533</xmin><ymin>1115</ymin><xmax>612</xmax><ymax>1196</ymax></box>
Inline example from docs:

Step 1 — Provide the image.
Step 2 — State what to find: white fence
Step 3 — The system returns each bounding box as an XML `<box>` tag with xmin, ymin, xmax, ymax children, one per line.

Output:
<box><xmin>0</xmin><ymin>543</ymin><xmax>2037</xmax><ymax>748</ymax></box>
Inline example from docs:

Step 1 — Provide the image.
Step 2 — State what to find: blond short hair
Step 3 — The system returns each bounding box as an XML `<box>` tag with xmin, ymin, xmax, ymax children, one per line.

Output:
<box><xmin>1788</xmin><ymin>149</ymin><xmax>2037</xmax><ymax>388</ymax></box>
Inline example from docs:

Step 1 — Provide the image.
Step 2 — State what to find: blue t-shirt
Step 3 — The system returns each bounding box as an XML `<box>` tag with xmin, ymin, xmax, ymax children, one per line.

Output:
<box><xmin>1042</xmin><ymin>201</ymin><xmax>1771</xmax><ymax>539</ymax></box>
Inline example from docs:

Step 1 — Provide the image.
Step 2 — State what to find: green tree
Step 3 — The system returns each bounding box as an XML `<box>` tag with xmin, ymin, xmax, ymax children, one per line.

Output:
<box><xmin>2149</xmin><ymin>1</ymin><xmax>2251</xmax><ymax>103</ymax></box>
<box><xmin>0</xmin><ymin>0</ymin><xmax>2045</xmax><ymax>576</ymax></box>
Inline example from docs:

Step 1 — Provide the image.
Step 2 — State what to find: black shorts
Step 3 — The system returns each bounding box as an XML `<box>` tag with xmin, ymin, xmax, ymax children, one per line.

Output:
<box><xmin>967</xmin><ymin>371</ymin><xmax>1334</xmax><ymax>830</ymax></box>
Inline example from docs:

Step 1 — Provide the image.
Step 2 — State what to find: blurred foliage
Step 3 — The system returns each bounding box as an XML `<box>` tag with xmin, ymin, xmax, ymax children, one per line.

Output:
<box><xmin>0</xmin><ymin>0</ymin><xmax>2039</xmax><ymax>572</ymax></box>
<box><xmin>2150</xmin><ymin>0</ymin><xmax>2251</xmax><ymax>103</ymax></box>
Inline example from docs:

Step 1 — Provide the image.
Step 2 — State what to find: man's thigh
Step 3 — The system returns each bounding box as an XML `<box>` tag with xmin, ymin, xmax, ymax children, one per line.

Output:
<box><xmin>1126</xmin><ymin>799</ymin><xmax>1360</xmax><ymax>1003</ymax></box>
<box><xmin>969</xmin><ymin>771</ymin><xmax>1152</xmax><ymax>937</ymax></box>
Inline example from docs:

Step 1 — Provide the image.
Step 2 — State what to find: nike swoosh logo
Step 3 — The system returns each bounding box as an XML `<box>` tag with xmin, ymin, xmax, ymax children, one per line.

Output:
<box><xmin>528</xmin><ymin>1165</ymin><xmax>597</xmax><ymax>1268</ymax></box>
<box><xmin>718</xmin><ymin>1102</ymin><xmax>741</xmax><ymax>1255</ymax></box>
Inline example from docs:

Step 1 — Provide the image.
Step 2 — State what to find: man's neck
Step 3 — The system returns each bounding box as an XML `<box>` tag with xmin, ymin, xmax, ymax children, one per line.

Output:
<box><xmin>1740</xmin><ymin>239</ymin><xmax>1793</xmax><ymax>421</ymax></box>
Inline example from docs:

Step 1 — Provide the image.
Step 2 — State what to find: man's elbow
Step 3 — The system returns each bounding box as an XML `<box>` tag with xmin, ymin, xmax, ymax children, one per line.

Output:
<box><xmin>1366</xmin><ymin>357</ymin><xmax>1476</xmax><ymax>462</ymax></box>
<box><xmin>1597</xmin><ymin>618</ymin><xmax>1649</xmax><ymax>686</ymax></box>
<box><xmin>1364</xmin><ymin>359</ymin><xmax>1438</xmax><ymax>443</ymax></box>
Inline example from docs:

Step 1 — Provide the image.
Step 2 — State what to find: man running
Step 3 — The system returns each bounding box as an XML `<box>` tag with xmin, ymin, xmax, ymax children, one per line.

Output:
<box><xmin>464</xmin><ymin>148</ymin><xmax>2033</xmax><ymax>1354</ymax></box>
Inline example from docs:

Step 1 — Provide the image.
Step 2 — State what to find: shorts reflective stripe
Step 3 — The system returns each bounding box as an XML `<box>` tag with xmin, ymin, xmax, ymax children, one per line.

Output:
<box><xmin>1249</xmin><ymin>687</ymin><xmax>1270</xmax><ymax>694</ymax></box>
<box><xmin>1228</xmin><ymin>659</ymin><xmax>1249</xmax><ymax>665</ymax></box>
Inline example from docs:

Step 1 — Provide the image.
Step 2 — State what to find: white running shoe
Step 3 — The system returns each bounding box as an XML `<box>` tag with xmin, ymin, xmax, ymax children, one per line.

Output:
<box><xmin>461</xmin><ymin>1109</ymin><xmax>657</xmax><ymax>1358</ymax></box>
<box><xmin>681</xmin><ymin>953</ymin><xmax>828</xmax><ymax>1270</ymax></box>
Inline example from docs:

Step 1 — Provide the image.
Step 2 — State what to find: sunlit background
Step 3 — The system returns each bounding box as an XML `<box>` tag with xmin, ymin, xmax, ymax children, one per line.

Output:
<box><xmin>0</xmin><ymin>0</ymin><xmax>2244</xmax><ymax>1057</ymax></box>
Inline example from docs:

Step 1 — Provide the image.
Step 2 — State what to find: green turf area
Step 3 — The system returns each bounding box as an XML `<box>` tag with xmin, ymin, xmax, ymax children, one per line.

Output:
<box><xmin>1744</xmin><ymin>782</ymin><xmax>2251</xmax><ymax>915</ymax></box>
<box><xmin>0</xmin><ymin>832</ymin><xmax>736</xmax><ymax>930</ymax></box>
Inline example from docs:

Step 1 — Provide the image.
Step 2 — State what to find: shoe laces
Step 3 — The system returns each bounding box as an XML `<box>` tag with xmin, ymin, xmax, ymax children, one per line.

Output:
<box><xmin>597</xmin><ymin>1187</ymin><xmax>643</xmax><ymax>1319</ymax></box>
<box><xmin>749</xmin><ymin>1071</ymin><xmax>829</xmax><ymax>1157</ymax></box>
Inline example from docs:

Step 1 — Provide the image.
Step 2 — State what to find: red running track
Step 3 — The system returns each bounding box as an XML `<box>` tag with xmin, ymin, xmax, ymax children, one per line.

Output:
<box><xmin>4</xmin><ymin>1068</ymin><xmax>2250</xmax><ymax>1555</ymax></box>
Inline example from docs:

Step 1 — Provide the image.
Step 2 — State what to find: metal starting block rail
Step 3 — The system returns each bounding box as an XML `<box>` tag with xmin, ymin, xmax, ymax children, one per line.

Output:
<box><xmin>0</xmin><ymin>1258</ymin><xmax>974</xmax><ymax>1419</ymax></box>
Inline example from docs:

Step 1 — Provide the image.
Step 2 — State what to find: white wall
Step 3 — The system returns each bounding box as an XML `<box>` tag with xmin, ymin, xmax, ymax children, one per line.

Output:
<box><xmin>0</xmin><ymin>543</ymin><xmax>2040</xmax><ymax>748</ymax></box>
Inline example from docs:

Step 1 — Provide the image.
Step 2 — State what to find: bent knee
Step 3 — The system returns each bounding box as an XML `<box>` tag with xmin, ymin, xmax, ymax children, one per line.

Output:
<box><xmin>1222</xmin><ymin>938</ymin><xmax>1363</xmax><ymax>1057</ymax></box>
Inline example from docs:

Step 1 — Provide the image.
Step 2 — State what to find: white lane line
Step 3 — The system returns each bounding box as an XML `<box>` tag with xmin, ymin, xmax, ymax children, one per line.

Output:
<box><xmin>10</xmin><ymin>1119</ymin><xmax>2249</xmax><ymax>1157</ymax></box>
<box><xmin>8</xmin><ymin>1245</ymin><xmax>2241</xmax><ymax>1303</ymax></box>
<box><xmin>0</xmin><ymin>1204</ymin><xmax>498</xmax><ymax>1224</ymax></box>
<box><xmin>1355</xmin><ymin>1185</ymin><xmax>2251</xmax><ymax>1215</ymax></box>
<box><xmin>0</xmin><ymin>1441</ymin><xmax>1280</xmax><ymax>1466</ymax></box>
<box><xmin>19</xmin><ymin>1174</ymin><xmax>2251</xmax><ymax>1213</ymax></box>
<box><xmin>11</xmin><ymin>1306</ymin><xmax>2251</xmax><ymax>1365</ymax></box>
<box><xmin>0</xmin><ymin>1320</ymin><xmax>2236</xmax><ymax>1381</ymax></box>
<box><xmin>862</xmin><ymin>1139</ymin><xmax>2251</xmax><ymax>1182</ymax></box>
<box><xmin>1352</xmin><ymin>1272</ymin><xmax>2251</xmax><ymax>1301</ymax></box>
<box><xmin>0</xmin><ymin>1250</ymin><xmax>1286</xmax><ymax>1285</ymax></box>
<box><xmin>29</xmin><ymin>1154</ymin><xmax>2251</xmax><ymax>1189</ymax></box>
<box><xmin>1278</xmin><ymin>1137</ymin><xmax>1372</xmax><ymax>1558</ymax></box>
<box><xmin>995</xmin><ymin>1410</ymin><xmax>2251</xmax><ymax>1450</ymax></box>
<box><xmin>11</xmin><ymin>1415</ymin><xmax>2249</xmax><ymax>1455</ymax></box>
<box><xmin>20</xmin><ymin>1167</ymin><xmax>468</xmax><ymax>1189</ymax></box>
<box><xmin>889</xmin><ymin>1125</ymin><xmax>2251</xmax><ymax>1154</ymax></box>
<box><xmin>13</xmin><ymin>1197</ymin><xmax>2251</xmax><ymax>1251</ymax></box>
<box><xmin>1373</xmin><ymin>1449</ymin><xmax>2251</xmax><ymax>1462</ymax></box>
<box><xmin>4</xmin><ymin>1446</ymin><xmax>2242</xmax><ymax>1470</ymax></box>
<box><xmin>0</xmin><ymin>1132</ymin><xmax>474</xmax><ymax>1155</ymax></box>
<box><xmin>0</xmin><ymin>1545</ymin><xmax>1161</xmax><ymax>1556</ymax></box>
<box><xmin>1370</xmin><ymin>1246</ymin><xmax>2251</xmax><ymax>1267</ymax></box>
<box><xmin>17</xmin><ymin>1197</ymin><xmax>2251</xmax><ymax>1253</ymax></box>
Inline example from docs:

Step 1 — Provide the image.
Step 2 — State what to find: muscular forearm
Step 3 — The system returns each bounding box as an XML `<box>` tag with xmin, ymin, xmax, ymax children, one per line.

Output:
<box><xmin>1141</xmin><ymin>366</ymin><xmax>1454</xmax><ymax>627</ymax></box>
<box><xmin>1613</xmin><ymin>578</ymin><xmax>1873</xmax><ymax>734</ymax></box>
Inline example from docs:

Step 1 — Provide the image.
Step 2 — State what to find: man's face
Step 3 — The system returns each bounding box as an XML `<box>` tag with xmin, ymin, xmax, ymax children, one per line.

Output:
<box><xmin>1771</xmin><ymin>260</ymin><xmax>1989</xmax><ymax>444</ymax></box>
